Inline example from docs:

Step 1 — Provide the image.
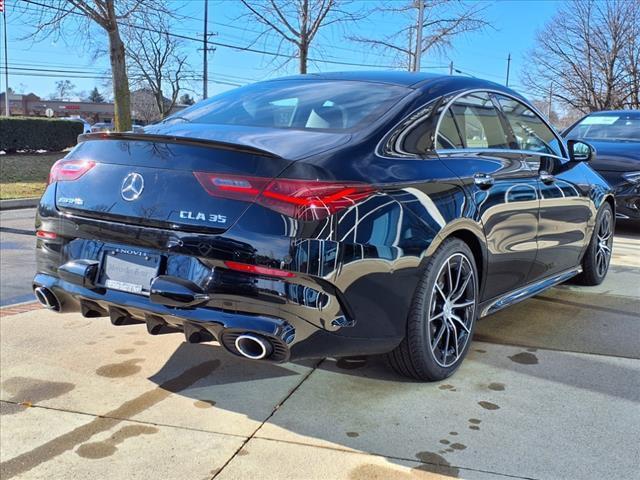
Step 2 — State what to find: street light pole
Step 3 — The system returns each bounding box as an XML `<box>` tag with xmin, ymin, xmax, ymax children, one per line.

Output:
<box><xmin>505</xmin><ymin>53</ymin><xmax>511</xmax><ymax>87</ymax></box>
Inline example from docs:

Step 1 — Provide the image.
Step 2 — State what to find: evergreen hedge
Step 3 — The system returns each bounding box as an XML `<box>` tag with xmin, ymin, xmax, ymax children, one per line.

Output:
<box><xmin>0</xmin><ymin>117</ymin><xmax>83</xmax><ymax>153</ymax></box>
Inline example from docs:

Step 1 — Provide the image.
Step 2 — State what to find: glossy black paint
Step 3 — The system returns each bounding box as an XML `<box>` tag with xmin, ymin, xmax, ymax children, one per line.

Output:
<box><xmin>34</xmin><ymin>72</ymin><xmax>614</xmax><ymax>362</ymax></box>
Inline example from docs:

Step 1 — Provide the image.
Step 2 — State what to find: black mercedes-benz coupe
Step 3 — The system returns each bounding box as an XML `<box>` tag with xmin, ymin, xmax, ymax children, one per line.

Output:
<box><xmin>563</xmin><ymin>110</ymin><xmax>640</xmax><ymax>222</ymax></box>
<box><xmin>33</xmin><ymin>72</ymin><xmax>614</xmax><ymax>381</ymax></box>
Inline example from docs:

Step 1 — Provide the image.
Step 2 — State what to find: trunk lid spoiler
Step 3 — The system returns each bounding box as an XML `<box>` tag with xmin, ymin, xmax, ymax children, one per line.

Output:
<box><xmin>78</xmin><ymin>132</ymin><xmax>281</xmax><ymax>159</ymax></box>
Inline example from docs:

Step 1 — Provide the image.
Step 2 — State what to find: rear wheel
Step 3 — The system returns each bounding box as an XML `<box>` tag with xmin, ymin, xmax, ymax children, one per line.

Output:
<box><xmin>387</xmin><ymin>238</ymin><xmax>478</xmax><ymax>381</ymax></box>
<box><xmin>576</xmin><ymin>203</ymin><xmax>614</xmax><ymax>286</ymax></box>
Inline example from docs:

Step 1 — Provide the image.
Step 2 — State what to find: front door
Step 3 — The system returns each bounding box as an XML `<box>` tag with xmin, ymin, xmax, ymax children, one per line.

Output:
<box><xmin>494</xmin><ymin>95</ymin><xmax>592</xmax><ymax>280</ymax></box>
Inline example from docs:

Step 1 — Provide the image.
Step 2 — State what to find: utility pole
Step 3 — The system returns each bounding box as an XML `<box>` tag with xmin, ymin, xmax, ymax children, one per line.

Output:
<box><xmin>2</xmin><ymin>5</ymin><xmax>9</xmax><ymax>116</ymax></box>
<box><xmin>505</xmin><ymin>53</ymin><xmax>511</xmax><ymax>87</ymax></box>
<box><xmin>202</xmin><ymin>0</ymin><xmax>209</xmax><ymax>100</ymax></box>
<box><xmin>413</xmin><ymin>0</ymin><xmax>424</xmax><ymax>72</ymax></box>
<box><xmin>407</xmin><ymin>26</ymin><xmax>413</xmax><ymax>71</ymax></box>
<box><xmin>547</xmin><ymin>83</ymin><xmax>553</xmax><ymax>118</ymax></box>
<box><xmin>449</xmin><ymin>61</ymin><xmax>454</xmax><ymax>75</ymax></box>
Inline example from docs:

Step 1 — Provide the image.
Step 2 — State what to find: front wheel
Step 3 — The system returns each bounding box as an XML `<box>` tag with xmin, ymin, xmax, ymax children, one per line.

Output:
<box><xmin>576</xmin><ymin>203</ymin><xmax>614</xmax><ymax>286</ymax></box>
<box><xmin>387</xmin><ymin>238</ymin><xmax>478</xmax><ymax>381</ymax></box>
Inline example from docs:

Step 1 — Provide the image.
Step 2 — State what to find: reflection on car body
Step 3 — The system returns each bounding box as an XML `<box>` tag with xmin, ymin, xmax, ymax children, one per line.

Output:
<box><xmin>34</xmin><ymin>72</ymin><xmax>614</xmax><ymax>381</ymax></box>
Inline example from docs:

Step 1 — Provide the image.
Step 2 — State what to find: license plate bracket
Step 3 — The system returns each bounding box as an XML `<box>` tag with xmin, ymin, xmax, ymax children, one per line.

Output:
<box><xmin>100</xmin><ymin>249</ymin><xmax>161</xmax><ymax>295</ymax></box>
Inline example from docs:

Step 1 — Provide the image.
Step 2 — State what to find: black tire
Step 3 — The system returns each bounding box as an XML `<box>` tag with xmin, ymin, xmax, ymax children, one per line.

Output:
<box><xmin>575</xmin><ymin>203</ymin><xmax>614</xmax><ymax>286</ymax></box>
<box><xmin>386</xmin><ymin>238</ymin><xmax>479</xmax><ymax>381</ymax></box>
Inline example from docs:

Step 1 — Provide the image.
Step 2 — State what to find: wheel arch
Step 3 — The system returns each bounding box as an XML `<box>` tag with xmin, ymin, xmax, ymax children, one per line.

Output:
<box><xmin>424</xmin><ymin>220</ymin><xmax>488</xmax><ymax>296</ymax></box>
<box><xmin>603</xmin><ymin>194</ymin><xmax>615</xmax><ymax>218</ymax></box>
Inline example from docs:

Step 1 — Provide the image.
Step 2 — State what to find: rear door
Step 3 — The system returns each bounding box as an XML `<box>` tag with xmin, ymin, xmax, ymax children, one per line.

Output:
<box><xmin>494</xmin><ymin>95</ymin><xmax>591</xmax><ymax>280</ymax></box>
<box><xmin>435</xmin><ymin>92</ymin><xmax>540</xmax><ymax>301</ymax></box>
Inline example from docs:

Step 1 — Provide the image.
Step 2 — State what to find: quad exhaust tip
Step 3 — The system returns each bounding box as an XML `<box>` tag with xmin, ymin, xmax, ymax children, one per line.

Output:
<box><xmin>235</xmin><ymin>334</ymin><xmax>273</xmax><ymax>360</ymax></box>
<box><xmin>34</xmin><ymin>286</ymin><xmax>61</xmax><ymax>312</ymax></box>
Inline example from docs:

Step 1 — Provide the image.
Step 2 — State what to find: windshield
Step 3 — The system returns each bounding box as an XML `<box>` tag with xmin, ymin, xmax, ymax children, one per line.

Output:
<box><xmin>162</xmin><ymin>80</ymin><xmax>410</xmax><ymax>131</ymax></box>
<box><xmin>565</xmin><ymin>113</ymin><xmax>640</xmax><ymax>141</ymax></box>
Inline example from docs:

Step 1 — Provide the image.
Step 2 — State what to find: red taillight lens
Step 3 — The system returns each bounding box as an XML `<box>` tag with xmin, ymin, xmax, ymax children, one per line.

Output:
<box><xmin>224</xmin><ymin>261</ymin><xmax>295</xmax><ymax>278</ymax></box>
<box><xmin>36</xmin><ymin>230</ymin><xmax>57</xmax><ymax>239</ymax></box>
<box><xmin>194</xmin><ymin>172</ymin><xmax>268</xmax><ymax>203</ymax></box>
<box><xmin>194</xmin><ymin>172</ymin><xmax>374</xmax><ymax>220</ymax></box>
<box><xmin>48</xmin><ymin>159</ymin><xmax>95</xmax><ymax>184</ymax></box>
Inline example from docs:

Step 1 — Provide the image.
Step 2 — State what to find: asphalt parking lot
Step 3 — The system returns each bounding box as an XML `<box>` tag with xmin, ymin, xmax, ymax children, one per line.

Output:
<box><xmin>0</xmin><ymin>212</ymin><xmax>638</xmax><ymax>480</ymax></box>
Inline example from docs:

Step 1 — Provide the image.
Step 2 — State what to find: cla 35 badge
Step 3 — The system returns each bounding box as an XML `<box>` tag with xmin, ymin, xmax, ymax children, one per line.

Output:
<box><xmin>121</xmin><ymin>172</ymin><xmax>144</xmax><ymax>201</ymax></box>
<box><xmin>179</xmin><ymin>210</ymin><xmax>227</xmax><ymax>224</ymax></box>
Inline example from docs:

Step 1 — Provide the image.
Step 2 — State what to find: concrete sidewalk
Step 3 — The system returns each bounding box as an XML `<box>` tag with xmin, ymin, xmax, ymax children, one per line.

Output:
<box><xmin>1</xmin><ymin>231</ymin><xmax>638</xmax><ymax>480</ymax></box>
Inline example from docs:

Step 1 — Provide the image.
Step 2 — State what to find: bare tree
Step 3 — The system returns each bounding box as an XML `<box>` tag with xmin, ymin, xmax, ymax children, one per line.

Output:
<box><xmin>125</xmin><ymin>16</ymin><xmax>190</xmax><ymax>119</ymax></box>
<box><xmin>350</xmin><ymin>1</ymin><xmax>491</xmax><ymax>71</ymax></box>
<box><xmin>522</xmin><ymin>0</ymin><xmax>640</xmax><ymax>113</ymax></box>
<box><xmin>130</xmin><ymin>88</ymin><xmax>162</xmax><ymax>124</ymax></box>
<box><xmin>621</xmin><ymin>2</ymin><xmax>640</xmax><ymax>108</ymax></box>
<box><xmin>238</xmin><ymin>0</ymin><xmax>368</xmax><ymax>74</ymax></box>
<box><xmin>49</xmin><ymin>80</ymin><xmax>76</xmax><ymax>100</ymax></box>
<box><xmin>23</xmin><ymin>0</ymin><xmax>173</xmax><ymax>131</ymax></box>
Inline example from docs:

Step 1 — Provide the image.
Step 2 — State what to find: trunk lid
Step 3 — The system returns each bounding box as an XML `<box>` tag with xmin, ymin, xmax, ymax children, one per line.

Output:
<box><xmin>53</xmin><ymin>131</ymin><xmax>327</xmax><ymax>232</ymax></box>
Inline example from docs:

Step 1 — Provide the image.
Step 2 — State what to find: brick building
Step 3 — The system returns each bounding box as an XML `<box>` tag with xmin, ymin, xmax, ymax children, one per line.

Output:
<box><xmin>0</xmin><ymin>91</ymin><xmax>186</xmax><ymax>125</ymax></box>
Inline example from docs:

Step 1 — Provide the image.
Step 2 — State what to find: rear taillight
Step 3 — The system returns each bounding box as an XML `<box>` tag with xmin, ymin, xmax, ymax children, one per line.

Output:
<box><xmin>48</xmin><ymin>159</ymin><xmax>96</xmax><ymax>184</ymax></box>
<box><xmin>36</xmin><ymin>230</ymin><xmax>57</xmax><ymax>239</ymax></box>
<box><xmin>194</xmin><ymin>172</ymin><xmax>374</xmax><ymax>220</ymax></box>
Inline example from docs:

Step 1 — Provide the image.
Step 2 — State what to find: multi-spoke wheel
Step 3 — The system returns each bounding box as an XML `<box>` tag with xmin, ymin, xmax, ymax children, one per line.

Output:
<box><xmin>577</xmin><ymin>203</ymin><xmax>614</xmax><ymax>286</ymax></box>
<box><xmin>595</xmin><ymin>208</ymin><xmax>613</xmax><ymax>277</ymax></box>
<box><xmin>429</xmin><ymin>253</ymin><xmax>476</xmax><ymax>368</ymax></box>
<box><xmin>387</xmin><ymin>238</ymin><xmax>479</xmax><ymax>381</ymax></box>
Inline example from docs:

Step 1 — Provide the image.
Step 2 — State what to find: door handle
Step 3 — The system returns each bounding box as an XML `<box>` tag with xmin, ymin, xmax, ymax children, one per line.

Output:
<box><xmin>473</xmin><ymin>173</ymin><xmax>495</xmax><ymax>189</ymax></box>
<box><xmin>539</xmin><ymin>171</ymin><xmax>556</xmax><ymax>185</ymax></box>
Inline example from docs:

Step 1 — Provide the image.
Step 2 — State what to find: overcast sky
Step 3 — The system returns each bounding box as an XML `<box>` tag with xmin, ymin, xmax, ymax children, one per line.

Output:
<box><xmin>2</xmin><ymin>0</ymin><xmax>561</xmax><ymax>101</ymax></box>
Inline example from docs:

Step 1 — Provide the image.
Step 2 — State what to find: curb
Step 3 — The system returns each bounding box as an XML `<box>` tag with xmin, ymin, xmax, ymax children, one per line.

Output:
<box><xmin>0</xmin><ymin>301</ymin><xmax>42</xmax><ymax>318</ymax></box>
<box><xmin>0</xmin><ymin>197</ymin><xmax>40</xmax><ymax>210</ymax></box>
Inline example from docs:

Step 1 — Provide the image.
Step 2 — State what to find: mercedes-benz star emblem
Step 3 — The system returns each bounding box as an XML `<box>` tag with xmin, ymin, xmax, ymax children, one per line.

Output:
<box><xmin>121</xmin><ymin>172</ymin><xmax>144</xmax><ymax>201</ymax></box>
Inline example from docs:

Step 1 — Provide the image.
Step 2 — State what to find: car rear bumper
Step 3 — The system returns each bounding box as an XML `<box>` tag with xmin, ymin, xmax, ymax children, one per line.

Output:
<box><xmin>32</xmin><ymin>267</ymin><xmax>401</xmax><ymax>363</ymax></box>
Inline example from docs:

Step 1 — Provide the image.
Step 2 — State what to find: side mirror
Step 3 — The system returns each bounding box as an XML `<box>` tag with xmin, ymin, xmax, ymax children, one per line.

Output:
<box><xmin>567</xmin><ymin>139</ymin><xmax>595</xmax><ymax>162</ymax></box>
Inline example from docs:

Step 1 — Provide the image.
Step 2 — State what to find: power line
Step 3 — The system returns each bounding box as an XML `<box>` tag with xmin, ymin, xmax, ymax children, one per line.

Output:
<box><xmin>0</xmin><ymin>67</ymin><xmax>245</xmax><ymax>86</ymax></box>
<box><xmin>18</xmin><ymin>0</ymin><xmax>408</xmax><ymax>70</ymax></box>
<box><xmin>5</xmin><ymin>60</ymin><xmax>260</xmax><ymax>83</ymax></box>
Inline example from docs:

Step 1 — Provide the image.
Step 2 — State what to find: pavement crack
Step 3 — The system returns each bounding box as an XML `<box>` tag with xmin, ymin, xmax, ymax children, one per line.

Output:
<box><xmin>0</xmin><ymin>226</ymin><xmax>34</xmax><ymax>236</ymax></box>
<box><xmin>211</xmin><ymin>358</ymin><xmax>324</xmax><ymax>479</ymax></box>
<box><xmin>246</xmin><ymin>436</ymin><xmax>542</xmax><ymax>480</ymax></box>
<box><xmin>473</xmin><ymin>337</ymin><xmax>640</xmax><ymax>360</ymax></box>
<box><xmin>0</xmin><ymin>399</ymin><xmax>247</xmax><ymax>439</ymax></box>
<box><xmin>0</xmin><ymin>360</ymin><xmax>221</xmax><ymax>479</ymax></box>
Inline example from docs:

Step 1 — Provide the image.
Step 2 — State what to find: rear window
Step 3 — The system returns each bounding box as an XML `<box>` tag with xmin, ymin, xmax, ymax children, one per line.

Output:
<box><xmin>162</xmin><ymin>80</ymin><xmax>410</xmax><ymax>131</ymax></box>
<box><xmin>449</xmin><ymin>92</ymin><xmax>510</xmax><ymax>149</ymax></box>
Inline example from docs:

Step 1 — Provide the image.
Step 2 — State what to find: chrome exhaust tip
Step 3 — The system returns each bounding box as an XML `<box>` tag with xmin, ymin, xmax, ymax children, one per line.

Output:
<box><xmin>34</xmin><ymin>286</ymin><xmax>61</xmax><ymax>311</ymax></box>
<box><xmin>234</xmin><ymin>334</ymin><xmax>273</xmax><ymax>360</ymax></box>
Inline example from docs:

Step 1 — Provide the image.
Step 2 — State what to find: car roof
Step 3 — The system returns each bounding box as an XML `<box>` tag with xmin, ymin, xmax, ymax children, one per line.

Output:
<box><xmin>270</xmin><ymin>70</ymin><xmax>452</xmax><ymax>88</ymax></box>
<box><xmin>587</xmin><ymin>110</ymin><xmax>640</xmax><ymax>117</ymax></box>
<box><xmin>267</xmin><ymin>70</ymin><xmax>523</xmax><ymax>99</ymax></box>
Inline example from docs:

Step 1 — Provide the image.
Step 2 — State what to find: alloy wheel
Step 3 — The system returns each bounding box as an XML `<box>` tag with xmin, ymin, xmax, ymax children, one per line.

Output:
<box><xmin>428</xmin><ymin>253</ymin><xmax>476</xmax><ymax>368</ymax></box>
<box><xmin>596</xmin><ymin>209</ymin><xmax>613</xmax><ymax>277</ymax></box>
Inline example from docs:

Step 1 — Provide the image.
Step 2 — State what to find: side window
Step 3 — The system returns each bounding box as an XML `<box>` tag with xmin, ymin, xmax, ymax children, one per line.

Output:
<box><xmin>449</xmin><ymin>93</ymin><xmax>511</xmax><ymax>149</ymax></box>
<box><xmin>496</xmin><ymin>95</ymin><xmax>563</xmax><ymax>157</ymax></box>
<box><xmin>436</xmin><ymin>109</ymin><xmax>464</xmax><ymax>149</ymax></box>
